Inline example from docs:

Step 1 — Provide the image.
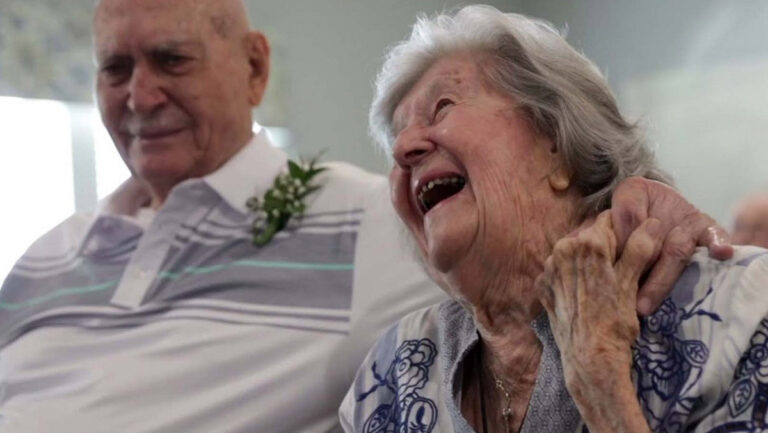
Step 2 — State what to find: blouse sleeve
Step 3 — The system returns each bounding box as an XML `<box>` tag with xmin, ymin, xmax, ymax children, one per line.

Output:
<box><xmin>631</xmin><ymin>247</ymin><xmax>768</xmax><ymax>432</ymax></box>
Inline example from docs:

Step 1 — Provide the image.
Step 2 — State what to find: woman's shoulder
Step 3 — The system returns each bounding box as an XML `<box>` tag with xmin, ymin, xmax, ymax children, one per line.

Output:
<box><xmin>646</xmin><ymin>246</ymin><xmax>768</xmax><ymax>341</ymax></box>
<box><xmin>339</xmin><ymin>299</ymin><xmax>471</xmax><ymax>433</ymax></box>
<box><xmin>357</xmin><ymin>299</ymin><xmax>467</xmax><ymax>370</ymax></box>
<box><xmin>632</xmin><ymin>245</ymin><xmax>768</xmax><ymax>431</ymax></box>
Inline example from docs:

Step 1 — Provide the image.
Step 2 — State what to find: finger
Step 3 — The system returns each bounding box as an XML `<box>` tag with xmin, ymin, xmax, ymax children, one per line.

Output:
<box><xmin>611</xmin><ymin>177</ymin><xmax>651</xmax><ymax>250</ymax></box>
<box><xmin>551</xmin><ymin>241</ymin><xmax>577</xmax><ymax>324</ymax></box>
<box><xmin>616</xmin><ymin>218</ymin><xmax>664</xmax><ymax>288</ymax></box>
<box><xmin>564</xmin><ymin>214</ymin><xmax>597</xmax><ymax>240</ymax></box>
<box><xmin>576</xmin><ymin>211</ymin><xmax>615</xmax><ymax>252</ymax></box>
<box><xmin>656</xmin><ymin>205</ymin><xmax>731</xmax><ymax>262</ymax></box>
<box><xmin>635</xmin><ymin>226</ymin><xmax>695</xmax><ymax>316</ymax></box>
<box><xmin>699</xmin><ymin>225</ymin><xmax>734</xmax><ymax>260</ymax></box>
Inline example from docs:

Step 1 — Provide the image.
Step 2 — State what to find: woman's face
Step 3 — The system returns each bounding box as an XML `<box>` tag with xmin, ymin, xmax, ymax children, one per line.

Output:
<box><xmin>390</xmin><ymin>53</ymin><xmax>577</xmax><ymax>303</ymax></box>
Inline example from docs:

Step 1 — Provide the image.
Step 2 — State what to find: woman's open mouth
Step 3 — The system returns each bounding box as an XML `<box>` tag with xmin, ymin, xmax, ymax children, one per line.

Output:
<box><xmin>417</xmin><ymin>175</ymin><xmax>466</xmax><ymax>213</ymax></box>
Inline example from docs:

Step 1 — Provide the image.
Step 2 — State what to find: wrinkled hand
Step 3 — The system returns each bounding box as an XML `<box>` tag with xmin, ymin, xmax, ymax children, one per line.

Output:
<box><xmin>610</xmin><ymin>177</ymin><xmax>733</xmax><ymax>315</ymax></box>
<box><xmin>537</xmin><ymin>211</ymin><xmax>662</xmax><ymax>432</ymax></box>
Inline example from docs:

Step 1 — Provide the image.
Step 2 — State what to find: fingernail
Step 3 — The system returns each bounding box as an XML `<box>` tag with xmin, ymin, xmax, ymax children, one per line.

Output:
<box><xmin>709</xmin><ymin>227</ymin><xmax>725</xmax><ymax>246</ymax></box>
<box><xmin>637</xmin><ymin>297</ymin><xmax>652</xmax><ymax>316</ymax></box>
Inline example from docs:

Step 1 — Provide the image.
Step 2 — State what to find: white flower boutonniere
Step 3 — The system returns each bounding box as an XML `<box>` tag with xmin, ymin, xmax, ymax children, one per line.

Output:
<box><xmin>246</xmin><ymin>155</ymin><xmax>327</xmax><ymax>246</ymax></box>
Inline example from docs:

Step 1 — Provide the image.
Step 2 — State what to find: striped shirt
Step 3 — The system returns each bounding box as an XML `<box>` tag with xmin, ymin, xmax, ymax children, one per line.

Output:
<box><xmin>0</xmin><ymin>131</ymin><xmax>445</xmax><ymax>432</ymax></box>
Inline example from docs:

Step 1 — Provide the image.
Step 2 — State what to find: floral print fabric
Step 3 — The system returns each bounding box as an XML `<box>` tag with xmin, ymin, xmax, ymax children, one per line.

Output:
<box><xmin>341</xmin><ymin>247</ymin><xmax>768</xmax><ymax>433</ymax></box>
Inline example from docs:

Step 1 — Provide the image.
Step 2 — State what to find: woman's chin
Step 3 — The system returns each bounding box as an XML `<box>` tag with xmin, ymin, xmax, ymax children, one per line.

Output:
<box><xmin>422</xmin><ymin>207</ymin><xmax>477</xmax><ymax>273</ymax></box>
<box><xmin>425</xmin><ymin>234</ymin><xmax>472</xmax><ymax>274</ymax></box>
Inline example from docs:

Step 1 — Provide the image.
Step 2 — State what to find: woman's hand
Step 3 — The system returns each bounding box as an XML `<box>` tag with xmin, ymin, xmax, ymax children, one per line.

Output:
<box><xmin>610</xmin><ymin>177</ymin><xmax>733</xmax><ymax>315</ymax></box>
<box><xmin>537</xmin><ymin>211</ymin><xmax>663</xmax><ymax>433</ymax></box>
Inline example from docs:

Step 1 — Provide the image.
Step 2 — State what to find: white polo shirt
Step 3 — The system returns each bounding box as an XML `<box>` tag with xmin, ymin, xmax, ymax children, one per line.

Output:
<box><xmin>0</xmin><ymin>131</ymin><xmax>445</xmax><ymax>432</ymax></box>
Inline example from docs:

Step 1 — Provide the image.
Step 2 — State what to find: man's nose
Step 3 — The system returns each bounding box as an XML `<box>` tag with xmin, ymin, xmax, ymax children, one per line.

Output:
<box><xmin>392</xmin><ymin>127</ymin><xmax>436</xmax><ymax>169</ymax></box>
<box><xmin>126</xmin><ymin>65</ymin><xmax>168</xmax><ymax>114</ymax></box>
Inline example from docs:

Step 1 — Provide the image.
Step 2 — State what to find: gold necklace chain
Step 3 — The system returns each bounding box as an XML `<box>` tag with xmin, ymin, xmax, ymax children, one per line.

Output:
<box><xmin>490</xmin><ymin>371</ymin><xmax>513</xmax><ymax>433</ymax></box>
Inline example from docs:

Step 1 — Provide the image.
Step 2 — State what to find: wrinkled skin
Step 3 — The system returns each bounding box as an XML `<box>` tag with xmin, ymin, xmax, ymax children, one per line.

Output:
<box><xmin>610</xmin><ymin>178</ymin><xmax>732</xmax><ymax>315</ymax></box>
<box><xmin>537</xmin><ymin>212</ymin><xmax>663</xmax><ymax>433</ymax></box>
<box><xmin>389</xmin><ymin>52</ymin><xmax>732</xmax><ymax>433</ymax></box>
<box><xmin>93</xmin><ymin>0</ymin><xmax>270</xmax><ymax>208</ymax></box>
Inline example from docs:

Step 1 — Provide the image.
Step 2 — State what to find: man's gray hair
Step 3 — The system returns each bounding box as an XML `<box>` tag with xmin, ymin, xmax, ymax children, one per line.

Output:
<box><xmin>370</xmin><ymin>5</ymin><xmax>671</xmax><ymax>215</ymax></box>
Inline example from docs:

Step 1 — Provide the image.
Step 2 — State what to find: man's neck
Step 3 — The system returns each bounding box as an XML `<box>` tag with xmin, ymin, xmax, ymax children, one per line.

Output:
<box><xmin>143</xmin><ymin>133</ymin><xmax>254</xmax><ymax>209</ymax></box>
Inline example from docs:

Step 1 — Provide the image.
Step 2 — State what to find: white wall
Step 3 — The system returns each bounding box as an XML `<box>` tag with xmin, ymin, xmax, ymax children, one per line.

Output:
<box><xmin>517</xmin><ymin>0</ymin><xmax>768</xmax><ymax>225</ymax></box>
<box><xmin>245</xmin><ymin>0</ymin><xmax>518</xmax><ymax>173</ymax></box>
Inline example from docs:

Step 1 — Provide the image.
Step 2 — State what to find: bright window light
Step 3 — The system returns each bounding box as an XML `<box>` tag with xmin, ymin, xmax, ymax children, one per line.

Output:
<box><xmin>0</xmin><ymin>96</ymin><xmax>76</xmax><ymax>283</ymax></box>
<box><xmin>91</xmin><ymin>110</ymin><xmax>130</xmax><ymax>199</ymax></box>
<box><xmin>0</xmin><ymin>104</ymin><xmax>290</xmax><ymax>286</ymax></box>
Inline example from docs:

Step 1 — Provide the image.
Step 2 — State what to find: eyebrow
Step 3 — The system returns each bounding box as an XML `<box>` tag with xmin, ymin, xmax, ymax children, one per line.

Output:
<box><xmin>96</xmin><ymin>39</ymin><xmax>205</xmax><ymax>63</ymax></box>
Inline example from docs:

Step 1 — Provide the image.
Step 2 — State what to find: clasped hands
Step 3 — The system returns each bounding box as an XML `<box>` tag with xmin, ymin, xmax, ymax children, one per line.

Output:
<box><xmin>535</xmin><ymin>177</ymin><xmax>732</xmax><ymax>433</ymax></box>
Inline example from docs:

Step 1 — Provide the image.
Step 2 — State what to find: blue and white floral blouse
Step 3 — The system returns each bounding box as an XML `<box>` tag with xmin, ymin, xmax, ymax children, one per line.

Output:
<box><xmin>340</xmin><ymin>247</ymin><xmax>768</xmax><ymax>433</ymax></box>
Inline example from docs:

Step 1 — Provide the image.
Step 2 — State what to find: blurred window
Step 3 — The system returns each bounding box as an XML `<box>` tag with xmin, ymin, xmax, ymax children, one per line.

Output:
<box><xmin>0</xmin><ymin>96</ymin><xmax>292</xmax><ymax>285</ymax></box>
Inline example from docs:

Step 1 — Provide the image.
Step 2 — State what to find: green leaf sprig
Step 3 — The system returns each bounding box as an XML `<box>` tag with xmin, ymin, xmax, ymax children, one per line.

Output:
<box><xmin>247</xmin><ymin>155</ymin><xmax>327</xmax><ymax>246</ymax></box>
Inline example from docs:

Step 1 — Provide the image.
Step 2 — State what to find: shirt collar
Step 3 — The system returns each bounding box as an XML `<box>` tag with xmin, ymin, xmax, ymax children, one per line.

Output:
<box><xmin>97</xmin><ymin>177</ymin><xmax>151</xmax><ymax>218</ymax></box>
<box><xmin>203</xmin><ymin>129</ymin><xmax>288</xmax><ymax>214</ymax></box>
<box><xmin>98</xmin><ymin>129</ymin><xmax>288</xmax><ymax>218</ymax></box>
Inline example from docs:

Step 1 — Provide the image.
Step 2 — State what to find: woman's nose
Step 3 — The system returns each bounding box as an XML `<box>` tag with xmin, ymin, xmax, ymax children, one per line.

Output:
<box><xmin>392</xmin><ymin>127</ymin><xmax>436</xmax><ymax>169</ymax></box>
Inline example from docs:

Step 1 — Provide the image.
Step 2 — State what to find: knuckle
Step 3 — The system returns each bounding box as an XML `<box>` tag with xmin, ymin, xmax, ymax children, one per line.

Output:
<box><xmin>535</xmin><ymin>269</ymin><xmax>552</xmax><ymax>291</ymax></box>
<box><xmin>543</xmin><ymin>255</ymin><xmax>555</xmax><ymax>272</ymax></box>
<box><xmin>552</xmin><ymin>238</ymin><xmax>574</xmax><ymax>261</ymax></box>
<box><xmin>627</xmin><ymin>235</ymin><xmax>656</xmax><ymax>259</ymax></box>
<box><xmin>581</xmin><ymin>234</ymin><xmax>611</xmax><ymax>257</ymax></box>
<box><xmin>663</xmin><ymin>229</ymin><xmax>696</xmax><ymax>260</ymax></box>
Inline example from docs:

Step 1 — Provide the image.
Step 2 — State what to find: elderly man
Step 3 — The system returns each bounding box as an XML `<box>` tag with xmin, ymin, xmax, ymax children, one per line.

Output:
<box><xmin>733</xmin><ymin>192</ymin><xmax>768</xmax><ymax>248</ymax></box>
<box><xmin>0</xmin><ymin>0</ymin><xmax>731</xmax><ymax>432</ymax></box>
<box><xmin>0</xmin><ymin>0</ymin><xmax>444</xmax><ymax>431</ymax></box>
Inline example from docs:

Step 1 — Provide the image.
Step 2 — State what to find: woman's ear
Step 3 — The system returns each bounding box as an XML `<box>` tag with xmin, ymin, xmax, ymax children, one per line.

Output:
<box><xmin>545</xmin><ymin>142</ymin><xmax>572</xmax><ymax>192</ymax></box>
<box><xmin>548</xmin><ymin>166</ymin><xmax>571</xmax><ymax>191</ymax></box>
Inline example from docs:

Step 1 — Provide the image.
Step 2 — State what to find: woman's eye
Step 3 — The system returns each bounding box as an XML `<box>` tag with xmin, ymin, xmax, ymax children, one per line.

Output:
<box><xmin>433</xmin><ymin>98</ymin><xmax>454</xmax><ymax>120</ymax></box>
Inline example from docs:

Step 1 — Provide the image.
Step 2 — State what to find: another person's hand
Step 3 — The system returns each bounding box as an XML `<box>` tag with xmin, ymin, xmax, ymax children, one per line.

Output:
<box><xmin>537</xmin><ymin>211</ymin><xmax>662</xmax><ymax>433</ymax></box>
<box><xmin>610</xmin><ymin>177</ymin><xmax>733</xmax><ymax>315</ymax></box>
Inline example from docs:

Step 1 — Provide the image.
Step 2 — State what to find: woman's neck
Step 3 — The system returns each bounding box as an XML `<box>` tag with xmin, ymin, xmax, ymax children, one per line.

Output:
<box><xmin>462</xmin><ymin>323</ymin><xmax>542</xmax><ymax>433</ymax></box>
<box><xmin>476</xmin><ymin>314</ymin><xmax>542</xmax><ymax>393</ymax></box>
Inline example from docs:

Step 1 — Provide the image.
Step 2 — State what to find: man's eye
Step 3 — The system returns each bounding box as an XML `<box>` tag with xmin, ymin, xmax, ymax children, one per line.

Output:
<box><xmin>159</xmin><ymin>54</ymin><xmax>189</xmax><ymax>69</ymax></box>
<box><xmin>433</xmin><ymin>98</ymin><xmax>454</xmax><ymax>120</ymax></box>
<box><xmin>100</xmin><ymin>62</ymin><xmax>131</xmax><ymax>83</ymax></box>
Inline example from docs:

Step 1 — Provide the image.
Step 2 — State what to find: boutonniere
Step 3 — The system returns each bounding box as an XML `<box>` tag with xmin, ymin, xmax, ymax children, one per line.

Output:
<box><xmin>246</xmin><ymin>155</ymin><xmax>327</xmax><ymax>246</ymax></box>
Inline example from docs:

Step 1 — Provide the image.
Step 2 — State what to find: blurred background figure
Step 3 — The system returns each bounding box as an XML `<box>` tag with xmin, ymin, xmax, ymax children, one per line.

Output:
<box><xmin>732</xmin><ymin>192</ymin><xmax>768</xmax><ymax>247</ymax></box>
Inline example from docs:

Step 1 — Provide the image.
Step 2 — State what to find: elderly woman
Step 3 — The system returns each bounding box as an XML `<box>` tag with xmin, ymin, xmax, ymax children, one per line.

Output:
<box><xmin>340</xmin><ymin>6</ymin><xmax>768</xmax><ymax>433</ymax></box>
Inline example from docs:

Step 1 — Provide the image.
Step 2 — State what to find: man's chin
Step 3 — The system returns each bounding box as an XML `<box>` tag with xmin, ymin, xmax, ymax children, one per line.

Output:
<box><xmin>131</xmin><ymin>157</ymin><xmax>194</xmax><ymax>187</ymax></box>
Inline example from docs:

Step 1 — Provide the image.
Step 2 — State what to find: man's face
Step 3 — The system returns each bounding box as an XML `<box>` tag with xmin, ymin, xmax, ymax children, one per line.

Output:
<box><xmin>93</xmin><ymin>0</ymin><xmax>268</xmax><ymax>192</ymax></box>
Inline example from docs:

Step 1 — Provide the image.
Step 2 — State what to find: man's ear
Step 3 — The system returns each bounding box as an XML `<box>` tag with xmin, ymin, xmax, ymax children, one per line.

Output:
<box><xmin>244</xmin><ymin>31</ymin><xmax>270</xmax><ymax>107</ymax></box>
